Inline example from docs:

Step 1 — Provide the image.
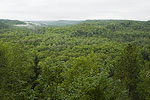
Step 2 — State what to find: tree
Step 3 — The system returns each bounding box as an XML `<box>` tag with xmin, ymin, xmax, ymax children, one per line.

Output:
<box><xmin>32</xmin><ymin>57</ymin><xmax>66</xmax><ymax>100</ymax></box>
<box><xmin>114</xmin><ymin>44</ymin><xmax>140</xmax><ymax>100</ymax></box>
<box><xmin>62</xmin><ymin>52</ymin><xmax>115</xmax><ymax>100</ymax></box>
<box><xmin>0</xmin><ymin>41</ymin><xmax>34</xmax><ymax>100</ymax></box>
<box><xmin>137</xmin><ymin>60</ymin><xmax>150</xmax><ymax>100</ymax></box>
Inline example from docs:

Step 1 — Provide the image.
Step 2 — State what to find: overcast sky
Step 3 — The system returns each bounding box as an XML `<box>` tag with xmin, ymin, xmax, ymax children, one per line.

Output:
<box><xmin>0</xmin><ymin>0</ymin><xmax>150</xmax><ymax>21</ymax></box>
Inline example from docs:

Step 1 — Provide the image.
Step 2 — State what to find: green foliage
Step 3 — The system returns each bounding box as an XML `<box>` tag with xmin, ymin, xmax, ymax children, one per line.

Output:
<box><xmin>137</xmin><ymin>60</ymin><xmax>150</xmax><ymax>100</ymax></box>
<box><xmin>0</xmin><ymin>41</ymin><xmax>34</xmax><ymax>99</ymax></box>
<box><xmin>114</xmin><ymin>44</ymin><xmax>140</xmax><ymax>100</ymax></box>
<box><xmin>0</xmin><ymin>20</ymin><xmax>149</xmax><ymax>99</ymax></box>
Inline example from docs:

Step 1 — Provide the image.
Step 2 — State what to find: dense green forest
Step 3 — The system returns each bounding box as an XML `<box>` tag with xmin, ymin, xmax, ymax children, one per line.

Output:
<box><xmin>0</xmin><ymin>19</ymin><xmax>150</xmax><ymax>100</ymax></box>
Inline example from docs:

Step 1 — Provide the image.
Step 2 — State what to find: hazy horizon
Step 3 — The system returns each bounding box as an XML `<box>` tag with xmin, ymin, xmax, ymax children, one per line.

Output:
<box><xmin>0</xmin><ymin>0</ymin><xmax>150</xmax><ymax>21</ymax></box>
<box><xmin>1</xmin><ymin>18</ymin><xmax>149</xmax><ymax>22</ymax></box>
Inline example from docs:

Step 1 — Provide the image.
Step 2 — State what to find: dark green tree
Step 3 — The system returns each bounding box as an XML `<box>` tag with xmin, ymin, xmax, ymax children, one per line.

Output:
<box><xmin>114</xmin><ymin>44</ymin><xmax>140</xmax><ymax>100</ymax></box>
<box><xmin>0</xmin><ymin>41</ymin><xmax>34</xmax><ymax>100</ymax></box>
<box><xmin>137</xmin><ymin>60</ymin><xmax>150</xmax><ymax>100</ymax></box>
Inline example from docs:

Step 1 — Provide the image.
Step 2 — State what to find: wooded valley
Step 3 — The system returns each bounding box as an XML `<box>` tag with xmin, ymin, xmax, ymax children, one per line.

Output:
<box><xmin>0</xmin><ymin>19</ymin><xmax>150</xmax><ymax>100</ymax></box>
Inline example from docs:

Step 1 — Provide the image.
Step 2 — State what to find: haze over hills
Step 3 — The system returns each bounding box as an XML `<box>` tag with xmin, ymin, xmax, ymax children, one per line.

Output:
<box><xmin>29</xmin><ymin>20</ymin><xmax>84</xmax><ymax>26</ymax></box>
<box><xmin>0</xmin><ymin>19</ymin><xmax>84</xmax><ymax>27</ymax></box>
<box><xmin>0</xmin><ymin>19</ymin><xmax>150</xmax><ymax>28</ymax></box>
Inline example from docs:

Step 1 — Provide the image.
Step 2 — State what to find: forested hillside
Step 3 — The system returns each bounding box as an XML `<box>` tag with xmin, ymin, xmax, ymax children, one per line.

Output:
<box><xmin>0</xmin><ymin>20</ymin><xmax>150</xmax><ymax>100</ymax></box>
<box><xmin>0</xmin><ymin>19</ymin><xmax>25</xmax><ymax>26</ymax></box>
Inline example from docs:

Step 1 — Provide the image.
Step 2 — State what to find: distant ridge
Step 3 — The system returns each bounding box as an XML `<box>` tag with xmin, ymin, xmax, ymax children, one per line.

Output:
<box><xmin>0</xmin><ymin>19</ymin><xmax>25</xmax><ymax>25</ymax></box>
<box><xmin>29</xmin><ymin>20</ymin><xmax>84</xmax><ymax>26</ymax></box>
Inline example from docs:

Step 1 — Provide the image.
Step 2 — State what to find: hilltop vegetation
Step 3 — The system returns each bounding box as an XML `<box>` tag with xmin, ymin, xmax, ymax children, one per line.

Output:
<box><xmin>0</xmin><ymin>19</ymin><xmax>150</xmax><ymax>100</ymax></box>
<box><xmin>0</xmin><ymin>19</ymin><xmax>25</xmax><ymax>26</ymax></box>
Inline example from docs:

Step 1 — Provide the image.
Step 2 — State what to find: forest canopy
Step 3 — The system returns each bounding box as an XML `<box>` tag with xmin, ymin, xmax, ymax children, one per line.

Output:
<box><xmin>0</xmin><ymin>19</ymin><xmax>150</xmax><ymax>100</ymax></box>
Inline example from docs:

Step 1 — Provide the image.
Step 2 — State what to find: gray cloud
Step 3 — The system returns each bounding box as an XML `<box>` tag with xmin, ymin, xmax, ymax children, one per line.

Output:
<box><xmin>0</xmin><ymin>0</ymin><xmax>149</xmax><ymax>20</ymax></box>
